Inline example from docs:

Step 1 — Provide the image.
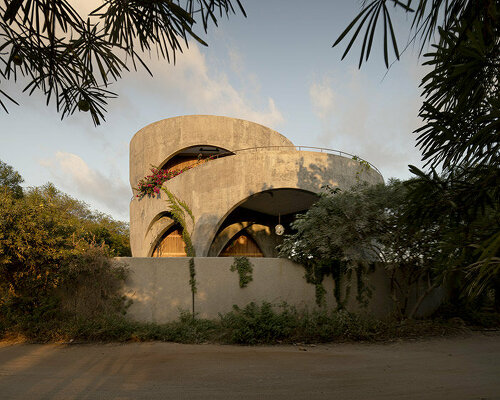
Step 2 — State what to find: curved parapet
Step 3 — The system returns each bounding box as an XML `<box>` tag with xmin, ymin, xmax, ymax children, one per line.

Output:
<box><xmin>130</xmin><ymin>115</ymin><xmax>293</xmax><ymax>187</ymax></box>
<box><xmin>130</xmin><ymin>145</ymin><xmax>384</xmax><ymax>257</ymax></box>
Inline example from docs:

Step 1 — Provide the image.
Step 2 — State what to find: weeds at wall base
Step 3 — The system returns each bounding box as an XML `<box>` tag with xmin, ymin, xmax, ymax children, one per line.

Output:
<box><xmin>0</xmin><ymin>302</ymin><xmax>485</xmax><ymax>345</ymax></box>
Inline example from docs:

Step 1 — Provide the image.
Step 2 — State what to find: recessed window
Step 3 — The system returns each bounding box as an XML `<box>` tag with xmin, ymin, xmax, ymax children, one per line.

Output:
<box><xmin>219</xmin><ymin>233</ymin><xmax>263</xmax><ymax>257</ymax></box>
<box><xmin>161</xmin><ymin>145</ymin><xmax>232</xmax><ymax>172</ymax></box>
<box><xmin>152</xmin><ymin>227</ymin><xmax>187</xmax><ymax>257</ymax></box>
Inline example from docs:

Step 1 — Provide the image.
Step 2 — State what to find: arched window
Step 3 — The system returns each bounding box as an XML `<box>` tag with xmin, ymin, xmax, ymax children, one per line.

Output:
<box><xmin>161</xmin><ymin>145</ymin><xmax>232</xmax><ymax>173</ymax></box>
<box><xmin>209</xmin><ymin>189</ymin><xmax>319</xmax><ymax>258</ymax></box>
<box><xmin>219</xmin><ymin>233</ymin><xmax>263</xmax><ymax>257</ymax></box>
<box><xmin>152</xmin><ymin>227</ymin><xmax>187</xmax><ymax>257</ymax></box>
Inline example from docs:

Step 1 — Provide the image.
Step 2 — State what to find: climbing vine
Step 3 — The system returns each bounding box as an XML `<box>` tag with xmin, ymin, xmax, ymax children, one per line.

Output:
<box><xmin>230</xmin><ymin>256</ymin><xmax>254</xmax><ymax>288</ymax></box>
<box><xmin>136</xmin><ymin>163</ymin><xmax>197</xmax><ymax>257</ymax></box>
<box><xmin>352</xmin><ymin>155</ymin><xmax>371</xmax><ymax>182</ymax></box>
<box><xmin>355</xmin><ymin>263</ymin><xmax>374</xmax><ymax>308</ymax></box>
<box><xmin>189</xmin><ymin>257</ymin><xmax>197</xmax><ymax>315</ymax></box>
<box><xmin>301</xmin><ymin>260</ymin><xmax>373</xmax><ymax>308</ymax></box>
<box><xmin>162</xmin><ymin>187</ymin><xmax>196</xmax><ymax>257</ymax></box>
<box><xmin>189</xmin><ymin>257</ymin><xmax>197</xmax><ymax>294</ymax></box>
<box><xmin>301</xmin><ymin>259</ymin><xmax>349</xmax><ymax>308</ymax></box>
<box><xmin>304</xmin><ymin>260</ymin><xmax>373</xmax><ymax>310</ymax></box>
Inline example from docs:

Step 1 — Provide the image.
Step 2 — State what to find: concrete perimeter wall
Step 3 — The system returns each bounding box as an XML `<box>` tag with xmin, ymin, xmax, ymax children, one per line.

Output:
<box><xmin>115</xmin><ymin>257</ymin><xmax>408</xmax><ymax>323</ymax></box>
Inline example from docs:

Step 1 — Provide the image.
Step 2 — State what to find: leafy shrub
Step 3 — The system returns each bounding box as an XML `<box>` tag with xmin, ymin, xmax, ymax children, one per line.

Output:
<box><xmin>0</xmin><ymin>244</ymin><xmax>129</xmax><ymax>338</ymax></box>
<box><xmin>59</xmin><ymin>245</ymin><xmax>129</xmax><ymax>318</ymax></box>
<box><xmin>219</xmin><ymin>302</ymin><xmax>296</xmax><ymax>344</ymax></box>
<box><xmin>1</xmin><ymin>300</ymin><xmax>466</xmax><ymax>344</ymax></box>
<box><xmin>0</xmin><ymin>164</ymin><xmax>131</xmax><ymax>333</ymax></box>
<box><xmin>220</xmin><ymin>302</ymin><xmax>394</xmax><ymax>344</ymax></box>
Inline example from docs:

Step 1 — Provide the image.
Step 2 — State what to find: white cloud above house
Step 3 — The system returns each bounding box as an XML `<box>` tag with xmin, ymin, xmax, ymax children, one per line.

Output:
<box><xmin>309</xmin><ymin>65</ymin><xmax>424</xmax><ymax>180</ymax></box>
<box><xmin>48</xmin><ymin>0</ymin><xmax>285</xmax><ymax>129</ymax></box>
<box><xmin>40</xmin><ymin>152</ymin><xmax>130</xmax><ymax>220</ymax></box>
<box><xmin>120</xmin><ymin>42</ymin><xmax>284</xmax><ymax>128</ymax></box>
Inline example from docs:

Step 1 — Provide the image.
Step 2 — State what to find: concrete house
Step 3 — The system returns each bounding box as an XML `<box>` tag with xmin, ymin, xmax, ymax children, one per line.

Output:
<box><xmin>124</xmin><ymin>116</ymin><xmax>443</xmax><ymax>321</ymax></box>
<box><xmin>129</xmin><ymin>115</ymin><xmax>383</xmax><ymax>258</ymax></box>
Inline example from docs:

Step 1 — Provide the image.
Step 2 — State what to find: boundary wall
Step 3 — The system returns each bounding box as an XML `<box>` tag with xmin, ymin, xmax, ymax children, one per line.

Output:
<box><xmin>115</xmin><ymin>257</ymin><xmax>443</xmax><ymax>323</ymax></box>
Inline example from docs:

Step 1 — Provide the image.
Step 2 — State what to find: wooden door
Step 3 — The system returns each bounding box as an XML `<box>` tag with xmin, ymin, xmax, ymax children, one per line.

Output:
<box><xmin>152</xmin><ymin>228</ymin><xmax>187</xmax><ymax>257</ymax></box>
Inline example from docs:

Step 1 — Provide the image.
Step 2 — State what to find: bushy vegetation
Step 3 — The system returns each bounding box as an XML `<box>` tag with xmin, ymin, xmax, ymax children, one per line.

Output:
<box><xmin>0</xmin><ymin>301</ymin><xmax>470</xmax><ymax>344</ymax></box>
<box><xmin>333</xmin><ymin>0</ymin><xmax>500</xmax><ymax>315</ymax></box>
<box><xmin>218</xmin><ymin>302</ymin><xmax>390</xmax><ymax>344</ymax></box>
<box><xmin>0</xmin><ymin>160</ymin><xmax>131</xmax><ymax>337</ymax></box>
<box><xmin>279</xmin><ymin>178</ymin><xmax>500</xmax><ymax>318</ymax></box>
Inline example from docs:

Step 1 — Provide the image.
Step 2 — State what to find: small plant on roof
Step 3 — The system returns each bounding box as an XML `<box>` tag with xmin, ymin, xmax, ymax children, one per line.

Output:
<box><xmin>352</xmin><ymin>155</ymin><xmax>371</xmax><ymax>182</ymax></box>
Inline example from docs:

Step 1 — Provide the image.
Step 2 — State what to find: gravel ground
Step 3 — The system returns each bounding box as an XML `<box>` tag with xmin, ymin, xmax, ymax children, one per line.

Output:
<box><xmin>0</xmin><ymin>332</ymin><xmax>499</xmax><ymax>400</ymax></box>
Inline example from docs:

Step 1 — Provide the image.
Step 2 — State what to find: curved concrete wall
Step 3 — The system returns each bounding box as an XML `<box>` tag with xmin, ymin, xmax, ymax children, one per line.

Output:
<box><xmin>130</xmin><ymin>115</ymin><xmax>293</xmax><ymax>187</ymax></box>
<box><xmin>130</xmin><ymin>149</ymin><xmax>383</xmax><ymax>257</ymax></box>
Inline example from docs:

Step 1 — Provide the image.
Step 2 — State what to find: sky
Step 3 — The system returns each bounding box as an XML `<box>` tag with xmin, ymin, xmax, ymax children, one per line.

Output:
<box><xmin>0</xmin><ymin>1</ymin><xmax>429</xmax><ymax>222</ymax></box>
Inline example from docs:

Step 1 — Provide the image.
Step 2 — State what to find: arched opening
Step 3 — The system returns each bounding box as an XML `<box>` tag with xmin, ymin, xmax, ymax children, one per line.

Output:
<box><xmin>220</xmin><ymin>232</ymin><xmax>264</xmax><ymax>257</ymax></box>
<box><xmin>152</xmin><ymin>225</ymin><xmax>187</xmax><ymax>257</ymax></box>
<box><xmin>209</xmin><ymin>188</ymin><xmax>319</xmax><ymax>257</ymax></box>
<box><xmin>161</xmin><ymin>145</ymin><xmax>233</xmax><ymax>172</ymax></box>
<box><xmin>146</xmin><ymin>211</ymin><xmax>174</xmax><ymax>238</ymax></box>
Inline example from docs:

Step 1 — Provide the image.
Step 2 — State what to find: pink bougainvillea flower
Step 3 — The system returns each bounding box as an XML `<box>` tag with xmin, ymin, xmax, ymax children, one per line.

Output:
<box><xmin>137</xmin><ymin>158</ymin><xmax>216</xmax><ymax>199</ymax></box>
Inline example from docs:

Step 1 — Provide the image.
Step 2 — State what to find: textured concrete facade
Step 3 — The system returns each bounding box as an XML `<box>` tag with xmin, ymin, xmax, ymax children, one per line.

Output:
<box><xmin>129</xmin><ymin>115</ymin><xmax>293</xmax><ymax>188</ymax></box>
<box><xmin>130</xmin><ymin>115</ymin><xmax>384</xmax><ymax>258</ymax></box>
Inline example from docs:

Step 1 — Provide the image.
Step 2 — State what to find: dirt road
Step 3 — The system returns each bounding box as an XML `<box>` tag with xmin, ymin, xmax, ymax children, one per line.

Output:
<box><xmin>0</xmin><ymin>332</ymin><xmax>499</xmax><ymax>400</ymax></box>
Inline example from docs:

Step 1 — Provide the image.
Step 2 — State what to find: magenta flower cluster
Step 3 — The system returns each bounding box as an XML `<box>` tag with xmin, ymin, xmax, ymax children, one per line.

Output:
<box><xmin>135</xmin><ymin>156</ymin><xmax>216</xmax><ymax>199</ymax></box>
<box><xmin>136</xmin><ymin>168</ymin><xmax>181</xmax><ymax>198</ymax></box>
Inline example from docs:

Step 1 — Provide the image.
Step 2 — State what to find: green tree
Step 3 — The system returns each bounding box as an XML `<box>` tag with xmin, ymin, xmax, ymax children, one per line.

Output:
<box><xmin>279</xmin><ymin>182</ymin><xmax>448</xmax><ymax>317</ymax></box>
<box><xmin>334</xmin><ymin>0</ymin><xmax>498</xmax><ymax>168</ymax></box>
<box><xmin>0</xmin><ymin>0</ymin><xmax>246</xmax><ymax>124</ymax></box>
<box><xmin>0</xmin><ymin>159</ymin><xmax>23</xmax><ymax>198</ymax></box>
<box><xmin>334</xmin><ymin>0</ymin><xmax>500</xmax><ymax>297</ymax></box>
<box><xmin>0</xmin><ymin>180</ymin><xmax>131</xmax><ymax>322</ymax></box>
<box><xmin>85</xmin><ymin>215</ymin><xmax>131</xmax><ymax>257</ymax></box>
<box><xmin>406</xmin><ymin>166</ymin><xmax>500</xmax><ymax>306</ymax></box>
<box><xmin>0</xmin><ymin>184</ymin><xmax>81</xmax><ymax>318</ymax></box>
<box><xmin>0</xmin><ymin>161</ymin><xmax>131</xmax><ymax>329</ymax></box>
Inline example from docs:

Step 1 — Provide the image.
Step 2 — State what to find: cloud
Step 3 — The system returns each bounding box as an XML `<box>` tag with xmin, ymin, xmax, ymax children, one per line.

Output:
<box><xmin>309</xmin><ymin>66</ymin><xmax>424</xmax><ymax>180</ymax></box>
<box><xmin>228</xmin><ymin>47</ymin><xmax>261</xmax><ymax>94</ymax></box>
<box><xmin>6</xmin><ymin>1</ymin><xmax>283</xmax><ymax>130</ymax></box>
<box><xmin>41</xmin><ymin>152</ymin><xmax>130</xmax><ymax>220</ymax></box>
<box><xmin>5</xmin><ymin>1</ymin><xmax>283</xmax><ymax>130</ymax></box>
<box><xmin>122</xmin><ymin>41</ymin><xmax>284</xmax><ymax>128</ymax></box>
<box><xmin>310</xmin><ymin>80</ymin><xmax>334</xmax><ymax>121</ymax></box>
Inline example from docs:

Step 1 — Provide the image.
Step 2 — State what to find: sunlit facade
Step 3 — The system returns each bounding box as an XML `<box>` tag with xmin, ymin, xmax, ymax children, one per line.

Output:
<box><xmin>129</xmin><ymin>115</ymin><xmax>383</xmax><ymax>257</ymax></box>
